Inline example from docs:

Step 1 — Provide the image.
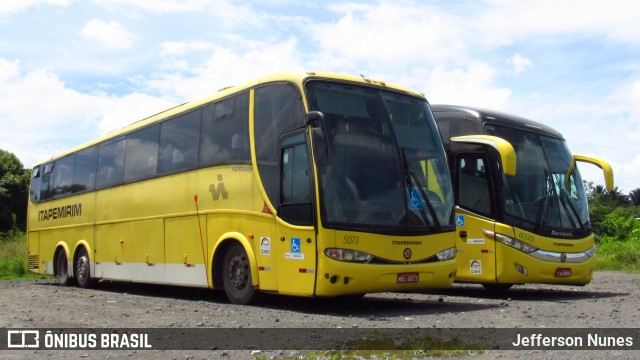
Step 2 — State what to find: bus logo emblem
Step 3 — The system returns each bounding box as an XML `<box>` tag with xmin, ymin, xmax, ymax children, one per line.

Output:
<box><xmin>209</xmin><ymin>174</ymin><xmax>229</xmax><ymax>200</ymax></box>
<box><xmin>403</xmin><ymin>248</ymin><xmax>412</xmax><ymax>260</ymax></box>
<box><xmin>560</xmin><ymin>253</ymin><xmax>567</xmax><ymax>263</ymax></box>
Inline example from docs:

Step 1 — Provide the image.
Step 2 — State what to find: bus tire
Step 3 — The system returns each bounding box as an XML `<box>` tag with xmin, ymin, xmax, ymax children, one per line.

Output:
<box><xmin>75</xmin><ymin>247</ymin><xmax>95</xmax><ymax>289</ymax></box>
<box><xmin>55</xmin><ymin>249</ymin><xmax>72</xmax><ymax>286</ymax></box>
<box><xmin>222</xmin><ymin>242</ymin><xmax>259</xmax><ymax>305</ymax></box>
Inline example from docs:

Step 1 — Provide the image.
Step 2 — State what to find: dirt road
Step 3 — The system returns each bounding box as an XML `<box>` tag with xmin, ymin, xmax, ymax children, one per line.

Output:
<box><xmin>1</xmin><ymin>271</ymin><xmax>639</xmax><ymax>359</ymax></box>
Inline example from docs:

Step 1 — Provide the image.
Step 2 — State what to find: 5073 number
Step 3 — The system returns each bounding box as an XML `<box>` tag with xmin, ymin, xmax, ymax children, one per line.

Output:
<box><xmin>343</xmin><ymin>235</ymin><xmax>359</xmax><ymax>245</ymax></box>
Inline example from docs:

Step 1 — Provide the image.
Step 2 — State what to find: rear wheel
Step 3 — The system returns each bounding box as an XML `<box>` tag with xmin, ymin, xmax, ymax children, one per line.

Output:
<box><xmin>222</xmin><ymin>243</ymin><xmax>259</xmax><ymax>305</ymax></box>
<box><xmin>75</xmin><ymin>247</ymin><xmax>95</xmax><ymax>288</ymax></box>
<box><xmin>55</xmin><ymin>250</ymin><xmax>72</xmax><ymax>286</ymax></box>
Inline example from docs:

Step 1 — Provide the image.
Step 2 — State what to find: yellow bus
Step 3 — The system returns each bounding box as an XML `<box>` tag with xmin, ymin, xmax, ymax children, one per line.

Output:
<box><xmin>431</xmin><ymin>105</ymin><xmax>613</xmax><ymax>290</ymax></box>
<box><xmin>27</xmin><ymin>72</ymin><xmax>457</xmax><ymax>304</ymax></box>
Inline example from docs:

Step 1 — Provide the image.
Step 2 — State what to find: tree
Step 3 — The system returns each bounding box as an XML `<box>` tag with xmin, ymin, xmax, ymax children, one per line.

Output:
<box><xmin>630</xmin><ymin>188</ymin><xmax>640</xmax><ymax>206</ymax></box>
<box><xmin>0</xmin><ymin>150</ymin><xmax>30</xmax><ymax>232</ymax></box>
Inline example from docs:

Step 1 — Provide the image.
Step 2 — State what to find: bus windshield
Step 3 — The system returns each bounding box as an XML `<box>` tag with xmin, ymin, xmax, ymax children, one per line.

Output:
<box><xmin>485</xmin><ymin>124</ymin><xmax>590</xmax><ymax>236</ymax></box>
<box><xmin>305</xmin><ymin>81</ymin><xmax>454</xmax><ymax>234</ymax></box>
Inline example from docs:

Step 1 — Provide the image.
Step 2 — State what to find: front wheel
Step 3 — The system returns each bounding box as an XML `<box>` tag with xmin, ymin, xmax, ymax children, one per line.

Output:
<box><xmin>55</xmin><ymin>250</ymin><xmax>72</xmax><ymax>286</ymax></box>
<box><xmin>75</xmin><ymin>247</ymin><xmax>95</xmax><ymax>288</ymax></box>
<box><xmin>222</xmin><ymin>243</ymin><xmax>260</xmax><ymax>305</ymax></box>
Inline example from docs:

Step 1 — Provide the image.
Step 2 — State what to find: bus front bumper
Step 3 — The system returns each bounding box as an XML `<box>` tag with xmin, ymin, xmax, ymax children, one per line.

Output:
<box><xmin>314</xmin><ymin>258</ymin><xmax>457</xmax><ymax>297</ymax></box>
<box><xmin>494</xmin><ymin>244</ymin><xmax>594</xmax><ymax>286</ymax></box>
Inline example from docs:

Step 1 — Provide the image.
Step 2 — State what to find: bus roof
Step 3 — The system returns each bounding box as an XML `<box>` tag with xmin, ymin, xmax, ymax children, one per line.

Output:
<box><xmin>430</xmin><ymin>104</ymin><xmax>564</xmax><ymax>139</ymax></box>
<box><xmin>37</xmin><ymin>71</ymin><xmax>424</xmax><ymax>166</ymax></box>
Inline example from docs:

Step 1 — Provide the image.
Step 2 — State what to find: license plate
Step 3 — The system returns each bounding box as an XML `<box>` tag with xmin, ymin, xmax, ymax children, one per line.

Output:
<box><xmin>555</xmin><ymin>268</ymin><xmax>571</xmax><ymax>278</ymax></box>
<box><xmin>397</xmin><ymin>272</ymin><xmax>419</xmax><ymax>283</ymax></box>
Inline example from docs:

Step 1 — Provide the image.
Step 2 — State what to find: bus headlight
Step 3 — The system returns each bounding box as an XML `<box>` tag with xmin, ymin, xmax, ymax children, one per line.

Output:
<box><xmin>436</xmin><ymin>247</ymin><xmax>456</xmax><ymax>261</ymax></box>
<box><xmin>495</xmin><ymin>233</ymin><xmax>538</xmax><ymax>253</ymax></box>
<box><xmin>325</xmin><ymin>248</ymin><xmax>373</xmax><ymax>263</ymax></box>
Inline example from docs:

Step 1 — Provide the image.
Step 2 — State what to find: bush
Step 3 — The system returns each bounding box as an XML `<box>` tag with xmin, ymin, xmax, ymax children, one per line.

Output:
<box><xmin>592</xmin><ymin>206</ymin><xmax>640</xmax><ymax>240</ymax></box>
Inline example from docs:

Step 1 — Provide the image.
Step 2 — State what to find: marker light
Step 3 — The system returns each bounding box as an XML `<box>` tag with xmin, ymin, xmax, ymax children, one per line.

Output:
<box><xmin>325</xmin><ymin>249</ymin><xmax>373</xmax><ymax>263</ymax></box>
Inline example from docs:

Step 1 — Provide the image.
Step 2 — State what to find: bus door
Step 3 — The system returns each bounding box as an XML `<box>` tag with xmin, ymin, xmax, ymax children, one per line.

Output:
<box><xmin>454</xmin><ymin>153</ymin><xmax>497</xmax><ymax>283</ymax></box>
<box><xmin>275</xmin><ymin>131</ymin><xmax>317</xmax><ymax>296</ymax></box>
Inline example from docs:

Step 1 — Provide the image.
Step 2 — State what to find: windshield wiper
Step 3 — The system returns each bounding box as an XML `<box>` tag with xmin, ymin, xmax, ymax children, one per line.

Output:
<box><xmin>401</xmin><ymin>150</ymin><xmax>441</xmax><ymax>231</ymax></box>
<box><xmin>558</xmin><ymin>187</ymin><xmax>584</xmax><ymax>233</ymax></box>
<box><xmin>535</xmin><ymin>174</ymin><xmax>553</xmax><ymax>231</ymax></box>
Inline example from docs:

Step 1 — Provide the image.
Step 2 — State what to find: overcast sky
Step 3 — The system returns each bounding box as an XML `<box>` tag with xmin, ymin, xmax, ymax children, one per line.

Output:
<box><xmin>1</xmin><ymin>0</ymin><xmax>638</xmax><ymax>193</ymax></box>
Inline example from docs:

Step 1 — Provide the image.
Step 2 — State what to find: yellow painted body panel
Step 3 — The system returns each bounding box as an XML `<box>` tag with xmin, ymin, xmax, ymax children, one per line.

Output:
<box><xmin>456</xmin><ymin>210</ymin><xmax>594</xmax><ymax>286</ymax></box>
<box><xmin>454</xmin><ymin>209</ymin><xmax>497</xmax><ymax>283</ymax></box>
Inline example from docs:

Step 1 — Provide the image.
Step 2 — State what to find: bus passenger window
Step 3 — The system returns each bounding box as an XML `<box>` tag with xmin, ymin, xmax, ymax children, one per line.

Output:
<box><xmin>72</xmin><ymin>146</ymin><xmax>97</xmax><ymax>193</ymax></box>
<box><xmin>40</xmin><ymin>162</ymin><xmax>55</xmax><ymax>201</ymax></box>
<box><xmin>200</xmin><ymin>93</ymin><xmax>250</xmax><ymax>166</ymax></box>
<box><xmin>124</xmin><ymin>125</ymin><xmax>160</xmax><ymax>183</ymax></box>
<box><xmin>159</xmin><ymin>110</ymin><xmax>200</xmax><ymax>174</ymax></box>
<box><xmin>97</xmin><ymin>137</ymin><xmax>125</xmax><ymax>189</ymax></box>
<box><xmin>52</xmin><ymin>155</ymin><xmax>74</xmax><ymax>198</ymax></box>
<box><xmin>30</xmin><ymin>166</ymin><xmax>42</xmax><ymax>202</ymax></box>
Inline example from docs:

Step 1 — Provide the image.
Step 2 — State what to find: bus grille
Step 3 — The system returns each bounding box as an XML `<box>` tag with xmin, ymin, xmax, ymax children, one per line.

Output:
<box><xmin>28</xmin><ymin>255</ymin><xmax>39</xmax><ymax>270</ymax></box>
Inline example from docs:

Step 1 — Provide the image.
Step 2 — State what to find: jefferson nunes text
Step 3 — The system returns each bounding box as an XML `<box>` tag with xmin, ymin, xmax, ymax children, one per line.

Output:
<box><xmin>38</xmin><ymin>203</ymin><xmax>82</xmax><ymax>221</ymax></box>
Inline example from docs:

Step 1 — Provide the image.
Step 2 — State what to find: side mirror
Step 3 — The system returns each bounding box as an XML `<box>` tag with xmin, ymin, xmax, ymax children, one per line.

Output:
<box><xmin>566</xmin><ymin>154</ymin><xmax>614</xmax><ymax>191</ymax></box>
<box><xmin>305</xmin><ymin>111</ymin><xmax>325</xmax><ymax>127</ymax></box>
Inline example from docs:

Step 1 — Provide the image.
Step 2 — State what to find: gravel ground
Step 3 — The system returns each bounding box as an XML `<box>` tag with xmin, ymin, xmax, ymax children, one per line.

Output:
<box><xmin>0</xmin><ymin>271</ymin><xmax>639</xmax><ymax>359</ymax></box>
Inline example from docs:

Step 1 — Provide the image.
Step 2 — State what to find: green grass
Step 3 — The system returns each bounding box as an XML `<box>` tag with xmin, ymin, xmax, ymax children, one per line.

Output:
<box><xmin>595</xmin><ymin>235</ymin><xmax>640</xmax><ymax>273</ymax></box>
<box><xmin>0</xmin><ymin>231</ymin><xmax>44</xmax><ymax>280</ymax></box>
<box><xmin>258</xmin><ymin>332</ymin><xmax>483</xmax><ymax>359</ymax></box>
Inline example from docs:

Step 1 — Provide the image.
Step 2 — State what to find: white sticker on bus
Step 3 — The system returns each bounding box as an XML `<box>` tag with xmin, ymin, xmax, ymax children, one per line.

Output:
<box><xmin>260</xmin><ymin>237</ymin><xmax>271</xmax><ymax>255</ymax></box>
<box><xmin>470</xmin><ymin>260</ymin><xmax>482</xmax><ymax>275</ymax></box>
<box><xmin>467</xmin><ymin>238</ymin><xmax>485</xmax><ymax>245</ymax></box>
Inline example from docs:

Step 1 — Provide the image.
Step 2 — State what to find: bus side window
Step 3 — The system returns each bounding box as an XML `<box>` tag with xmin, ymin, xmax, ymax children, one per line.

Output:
<box><xmin>200</xmin><ymin>92</ymin><xmax>250</xmax><ymax>167</ymax></box>
<box><xmin>254</xmin><ymin>84</ymin><xmax>305</xmax><ymax>206</ymax></box>
<box><xmin>40</xmin><ymin>162</ymin><xmax>55</xmax><ymax>201</ymax></box>
<box><xmin>159</xmin><ymin>109</ymin><xmax>200</xmax><ymax>174</ymax></box>
<box><xmin>124</xmin><ymin>125</ymin><xmax>160</xmax><ymax>183</ymax></box>
<box><xmin>52</xmin><ymin>155</ymin><xmax>75</xmax><ymax>198</ymax></box>
<box><xmin>457</xmin><ymin>154</ymin><xmax>493</xmax><ymax>217</ymax></box>
<box><xmin>30</xmin><ymin>166</ymin><xmax>42</xmax><ymax>203</ymax></box>
<box><xmin>97</xmin><ymin>137</ymin><xmax>126</xmax><ymax>189</ymax></box>
<box><xmin>72</xmin><ymin>146</ymin><xmax>98</xmax><ymax>193</ymax></box>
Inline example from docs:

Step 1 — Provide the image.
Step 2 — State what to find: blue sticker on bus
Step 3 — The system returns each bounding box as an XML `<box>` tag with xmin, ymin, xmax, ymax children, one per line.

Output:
<box><xmin>290</xmin><ymin>238</ymin><xmax>301</xmax><ymax>253</ymax></box>
<box><xmin>456</xmin><ymin>215</ymin><xmax>465</xmax><ymax>227</ymax></box>
<box><xmin>409</xmin><ymin>188</ymin><xmax>423</xmax><ymax>210</ymax></box>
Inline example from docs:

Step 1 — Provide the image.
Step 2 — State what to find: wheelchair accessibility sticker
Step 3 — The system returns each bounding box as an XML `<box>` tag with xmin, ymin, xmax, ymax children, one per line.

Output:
<box><xmin>285</xmin><ymin>237</ymin><xmax>304</xmax><ymax>260</ymax></box>
<box><xmin>456</xmin><ymin>215</ymin><xmax>465</xmax><ymax>227</ymax></box>
<box><xmin>409</xmin><ymin>188</ymin><xmax>423</xmax><ymax>210</ymax></box>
